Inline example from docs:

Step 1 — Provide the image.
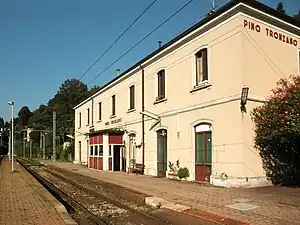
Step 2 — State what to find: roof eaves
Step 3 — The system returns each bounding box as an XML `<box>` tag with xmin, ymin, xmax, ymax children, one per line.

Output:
<box><xmin>74</xmin><ymin>0</ymin><xmax>300</xmax><ymax>111</ymax></box>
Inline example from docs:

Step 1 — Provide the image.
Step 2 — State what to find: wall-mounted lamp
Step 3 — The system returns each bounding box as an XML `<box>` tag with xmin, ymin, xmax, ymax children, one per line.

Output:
<box><xmin>240</xmin><ymin>85</ymin><xmax>249</xmax><ymax>113</ymax></box>
<box><xmin>241</xmin><ymin>86</ymin><xmax>249</xmax><ymax>105</ymax></box>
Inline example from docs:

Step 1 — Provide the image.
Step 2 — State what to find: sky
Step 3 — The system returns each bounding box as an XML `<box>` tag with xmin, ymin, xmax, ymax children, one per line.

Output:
<box><xmin>0</xmin><ymin>0</ymin><xmax>299</xmax><ymax>121</ymax></box>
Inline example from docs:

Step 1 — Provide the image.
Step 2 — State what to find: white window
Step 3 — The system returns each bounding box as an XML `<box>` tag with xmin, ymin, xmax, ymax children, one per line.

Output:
<box><xmin>195</xmin><ymin>48</ymin><xmax>208</xmax><ymax>86</ymax></box>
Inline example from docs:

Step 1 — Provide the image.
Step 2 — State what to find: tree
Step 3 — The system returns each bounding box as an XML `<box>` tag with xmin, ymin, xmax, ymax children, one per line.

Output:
<box><xmin>276</xmin><ymin>2</ymin><xmax>286</xmax><ymax>14</ymax></box>
<box><xmin>251</xmin><ymin>75</ymin><xmax>300</xmax><ymax>186</ymax></box>
<box><xmin>293</xmin><ymin>10</ymin><xmax>300</xmax><ymax>21</ymax></box>
<box><xmin>88</xmin><ymin>85</ymin><xmax>101</xmax><ymax>97</ymax></box>
<box><xmin>0</xmin><ymin>117</ymin><xmax>4</xmax><ymax>129</ymax></box>
<box><xmin>18</xmin><ymin>106</ymin><xmax>33</xmax><ymax>127</ymax></box>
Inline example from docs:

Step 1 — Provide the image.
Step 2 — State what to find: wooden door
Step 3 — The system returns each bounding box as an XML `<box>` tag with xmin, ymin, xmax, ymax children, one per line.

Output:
<box><xmin>195</xmin><ymin>131</ymin><xmax>212</xmax><ymax>182</ymax></box>
<box><xmin>129</xmin><ymin>134</ymin><xmax>136</xmax><ymax>167</ymax></box>
<box><xmin>157</xmin><ymin>129</ymin><xmax>167</xmax><ymax>177</ymax></box>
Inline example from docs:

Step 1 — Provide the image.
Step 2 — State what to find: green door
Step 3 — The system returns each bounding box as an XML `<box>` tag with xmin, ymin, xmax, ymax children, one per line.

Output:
<box><xmin>195</xmin><ymin>131</ymin><xmax>212</xmax><ymax>182</ymax></box>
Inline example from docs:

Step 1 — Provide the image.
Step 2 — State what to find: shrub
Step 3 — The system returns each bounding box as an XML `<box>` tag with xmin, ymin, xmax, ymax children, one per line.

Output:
<box><xmin>177</xmin><ymin>167</ymin><xmax>189</xmax><ymax>180</ymax></box>
<box><xmin>251</xmin><ymin>75</ymin><xmax>300</xmax><ymax>186</ymax></box>
<box><xmin>168</xmin><ymin>159</ymin><xmax>180</xmax><ymax>173</ymax></box>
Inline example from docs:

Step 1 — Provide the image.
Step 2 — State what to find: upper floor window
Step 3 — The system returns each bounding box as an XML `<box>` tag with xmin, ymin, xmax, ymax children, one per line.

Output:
<box><xmin>78</xmin><ymin>112</ymin><xmax>81</xmax><ymax>128</ymax></box>
<box><xmin>157</xmin><ymin>69</ymin><xmax>165</xmax><ymax>100</ymax></box>
<box><xmin>87</xmin><ymin>108</ymin><xmax>90</xmax><ymax>125</ymax></box>
<box><xmin>195</xmin><ymin>48</ymin><xmax>208</xmax><ymax>86</ymax></box>
<box><xmin>98</xmin><ymin>102</ymin><xmax>102</xmax><ymax>121</ymax></box>
<box><xmin>111</xmin><ymin>95</ymin><xmax>116</xmax><ymax>116</ymax></box>
<box><xmin>129</xmin><ymin>85</ymin><xmax>135</xmax><ymax>110</ymax></box>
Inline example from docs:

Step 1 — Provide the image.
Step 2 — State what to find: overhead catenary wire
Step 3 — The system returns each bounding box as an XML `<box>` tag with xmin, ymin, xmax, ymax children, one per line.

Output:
<box><xmin>78</xmin><ymin>0</ymin><xmax>157</xmax><ymax>81</ymax></box>
<box><xmin>86</xmin><ymin>0</ymin><xmax>195</xmax><ymax>86</ymax></box>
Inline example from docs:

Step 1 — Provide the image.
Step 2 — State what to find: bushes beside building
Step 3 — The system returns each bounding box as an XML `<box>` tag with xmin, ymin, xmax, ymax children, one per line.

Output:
<box><xmin>251</xmin><ymin>75</ymin><xmax>300</xmax><ymax>186</ymax></box>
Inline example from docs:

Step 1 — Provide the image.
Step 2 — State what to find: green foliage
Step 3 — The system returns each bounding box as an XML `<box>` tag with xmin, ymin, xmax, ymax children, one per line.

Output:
<box><xmin>168</xmin><ymin>159</ymin><xmax>180</xmax><ymax>173</ymax></box>
<box><xmin>177</xmin><ymin>167</ymin><xmax>190</xmax><ymax>180</ymax></box>
<box><xmin>276</xmin><ymin>2</ymin><xmax>285</xmax><ymax>14</ymax></box>
<box><xmin>293</xmin><ymin>10</ymin><xmax>300</xmax><ymax>22</ymax></box>
<box><xmin>18</xmin><ymin>106</ymin><xmax>33</xmax><ymax>127</ymax></box>
<box><xmin>251</xmin><ymin>75</ymin><xmax>300</xmax><ymax>186</ymax></box>
<box><xmin>0</xmin><ymin>117</ymin><xmax>4</xmax><ymax>129</ymax></box>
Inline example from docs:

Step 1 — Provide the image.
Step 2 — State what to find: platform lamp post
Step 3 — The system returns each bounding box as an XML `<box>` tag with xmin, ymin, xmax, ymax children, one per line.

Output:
<box><xmin>8</xmin><ymin>101</ymin><xmax>14</xmax><ymax>172</ymax></box>
<box><xmin>0</xmin><ymin>128</ymin><xmax>3</xmax><ymax>155</ymax></box>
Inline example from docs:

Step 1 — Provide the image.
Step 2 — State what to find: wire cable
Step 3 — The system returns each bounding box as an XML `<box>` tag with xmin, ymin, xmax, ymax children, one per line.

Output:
<box><xmin>86</xmin><ymin>0</ymin><xmax>195</xmax><ymax>86</ymax></box>
<box><xmin>78</xmin><ymin>0</ymin><xmax>157</xmax><ymax>81</ymax></box>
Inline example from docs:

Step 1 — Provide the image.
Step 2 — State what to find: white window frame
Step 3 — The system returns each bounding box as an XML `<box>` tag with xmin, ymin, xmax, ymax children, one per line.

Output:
<box><xmin>192</xmin><ymin>45</ymin><xmax>211</xmax><ymax>89</ymax></box>
<box><xmin>128</xmin><ymin>83</ymin><xmax>136</xmax><ymax>111</ymax></box>
<box><xmin>154</xmin><ymin>68</ymin><xmax>167</xmax><ymax>103</ymax></box>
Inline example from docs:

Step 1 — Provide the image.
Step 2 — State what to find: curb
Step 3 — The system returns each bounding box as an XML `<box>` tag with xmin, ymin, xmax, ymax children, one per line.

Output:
<box><xmin>42</xmin><ymin>161</ymin><xmax>248</xmax><ymax>225</ymax></box>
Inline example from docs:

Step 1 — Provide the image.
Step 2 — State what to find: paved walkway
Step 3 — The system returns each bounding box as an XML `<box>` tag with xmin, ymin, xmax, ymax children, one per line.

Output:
<box><xmin>0</xmin><ymin>159</ymin><xmax>75</xmax><ymax>225</ymax></box>
<box><xmin>41</xmin><ymin>160</ymin><xmax>300</xmax><ymax>225</ymax></box>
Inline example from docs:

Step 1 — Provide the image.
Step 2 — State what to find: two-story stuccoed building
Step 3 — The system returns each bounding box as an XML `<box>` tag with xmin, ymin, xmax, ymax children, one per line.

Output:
<box><xmin>73</xmin><ymin>0</ymin><xmax>300</xmax><ymax>188</ymax></box>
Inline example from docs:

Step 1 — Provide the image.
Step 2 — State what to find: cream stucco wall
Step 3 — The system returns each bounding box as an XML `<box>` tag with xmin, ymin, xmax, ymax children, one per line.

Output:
<box><xmin>74</xmin><ymin>8</ymin><xmax>300</xmax><ymax>187</ymax></box>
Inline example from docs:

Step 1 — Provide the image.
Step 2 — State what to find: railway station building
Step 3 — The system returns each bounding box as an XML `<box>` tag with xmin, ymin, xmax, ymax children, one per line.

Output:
<box><xmin>73</xmin><ymin>0</ymin><xmax>300</xmax><ymax>187</ymax></box>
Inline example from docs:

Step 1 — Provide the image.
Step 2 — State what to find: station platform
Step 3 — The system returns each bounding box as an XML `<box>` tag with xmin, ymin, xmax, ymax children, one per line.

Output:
<box><xmin>40</xmin><ymin>160</ymin><xmax>300</xmax><ymax>225</ymax></box>
<box><xmin>0</xmin><ymin>159</ymin><xmax>76</xmax><ymax>225</ymax></box>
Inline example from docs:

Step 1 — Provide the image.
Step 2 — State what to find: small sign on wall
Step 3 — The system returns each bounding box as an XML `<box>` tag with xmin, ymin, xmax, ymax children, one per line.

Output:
<box><xmin>105</xmin><ymin>118</ymin><xmax>122</xmax><ymax>126</ymax></box>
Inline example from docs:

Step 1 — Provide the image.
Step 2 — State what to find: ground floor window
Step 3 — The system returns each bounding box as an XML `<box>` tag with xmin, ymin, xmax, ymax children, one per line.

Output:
<box><xmin>89</xmin><ymin>144</ymin><xmax>103</xmax><ymax>157</ymax></box>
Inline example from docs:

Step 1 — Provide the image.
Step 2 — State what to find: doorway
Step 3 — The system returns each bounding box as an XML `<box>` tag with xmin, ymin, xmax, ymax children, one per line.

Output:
<box><xmin>113</xmin><ymin>145</ymin><xmax>121</xmax><ymax>171</ymax></box>
<box><xmin>129</xmin><ymin>134</ymin><xmax>136</xmax><ymax>167</ymax></box>
<box><xmin>78</xmin><ymin>141</ymin><xmax>81</xmax><ymax>162</ymax></box>
<box><xmin>195</xmin><ymin>123</ymin><xmax>212</xmax><ymax>182</ymax></box>
<box><xmin>157</xmin><ymin>129</ymin><xmax>167</xmax><ymax>177</ymax></box>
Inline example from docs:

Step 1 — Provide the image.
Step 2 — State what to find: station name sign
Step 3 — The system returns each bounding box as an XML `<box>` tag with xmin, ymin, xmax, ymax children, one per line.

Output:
<box><xmin>105</xmin><ymin>118</ymin><xmax>122</xmax><ymax>126</ymax></box>
<box><xmin>244</xmin><ymin>20</ymin><xmax>298</xmax><ymax>47</ymax></box>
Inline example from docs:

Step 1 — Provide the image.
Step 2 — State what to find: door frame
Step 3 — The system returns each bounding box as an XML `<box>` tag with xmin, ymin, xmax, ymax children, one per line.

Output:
<box><xmin>194</xmin><ymin>123</ymin><xmax>212</xmax><ymax>182</ymax></box>
<box><xmin>111</xmin><ymin>144</ymin><xmax>124</xmax><ymax>171</ymax></box>
<box><xmin>156</xmin><ymin>128</ymin><xmax>168</xmax><ymax>178</ymax></box>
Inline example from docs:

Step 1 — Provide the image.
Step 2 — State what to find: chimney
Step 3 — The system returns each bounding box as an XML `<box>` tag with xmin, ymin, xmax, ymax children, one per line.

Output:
<box><xmin>116</xmin><ymin>69</ymin><xmax>120</xmax><ymax>76</ymax></box>
<box><xmin>158</xmin><ymin>41</ymin><xmax>162</xmax><ymax>48</ymax></box>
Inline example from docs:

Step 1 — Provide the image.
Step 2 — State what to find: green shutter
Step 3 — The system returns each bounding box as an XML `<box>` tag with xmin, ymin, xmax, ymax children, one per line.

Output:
<box><xmin>205</xmin><ymin>132</ymin><xmax>212</xmax><ymax>164</ymax></box>
<box><xmin>196</xmin><ymin>133</ymin><xmax>204</xmax><ymax>163</ymax></box>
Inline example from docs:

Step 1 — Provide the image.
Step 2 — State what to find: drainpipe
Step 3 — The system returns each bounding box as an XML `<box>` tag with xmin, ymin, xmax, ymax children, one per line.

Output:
<box><xmin>139</xmin><ymin>64</ymin><xmax>145</xmax><ymax>170</ymax></box>
<box><xmin>91</xmin><ymin>98</ymin><xmax>94</xmax><ymax>127</ymax></box>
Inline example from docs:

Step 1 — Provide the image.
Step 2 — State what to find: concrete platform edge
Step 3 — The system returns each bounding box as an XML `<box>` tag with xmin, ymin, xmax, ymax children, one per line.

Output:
<box><xmin>24</xmin><ymin>161</ymin><xmax>78</xmax><ymax>225</ymax></box>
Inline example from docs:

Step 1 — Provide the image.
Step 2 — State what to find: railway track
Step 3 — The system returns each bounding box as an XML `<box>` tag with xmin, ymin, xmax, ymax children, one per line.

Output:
<box><xmin>17</xmin><ymin>158</ymin><xmax>166</xmax><ymax>225</ymax></box>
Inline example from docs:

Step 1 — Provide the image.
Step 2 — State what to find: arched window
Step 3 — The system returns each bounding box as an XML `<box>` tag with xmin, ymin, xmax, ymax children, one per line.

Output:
<box><xmin>129</xmin><ymin>85</ymin><xmax>135</xmax><ymax>110</ymax></box>
<box><xmin>157</xmin><ymin>69</ymin><xmax>165</xmax><ymax>100</ymax></box>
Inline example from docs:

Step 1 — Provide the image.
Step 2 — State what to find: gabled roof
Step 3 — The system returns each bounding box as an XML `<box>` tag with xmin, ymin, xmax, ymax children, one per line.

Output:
<box><xmin>74</xmin><ymin>0</ymin><xmax>300</xmax><ymax>110</ymax></box>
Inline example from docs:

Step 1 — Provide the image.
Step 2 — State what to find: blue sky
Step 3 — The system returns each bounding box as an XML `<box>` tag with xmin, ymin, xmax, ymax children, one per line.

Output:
<box><xmin>0</xmin><ymin>0</ymin><xmax>299</xmax><ymax>121</ymax></box>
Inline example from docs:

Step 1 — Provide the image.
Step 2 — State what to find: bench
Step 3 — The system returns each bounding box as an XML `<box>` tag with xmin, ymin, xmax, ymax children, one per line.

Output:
<box><xmin>133</xmin><ymin>163</ymin><xmax>144</xmax><ymax>175</ymax></box>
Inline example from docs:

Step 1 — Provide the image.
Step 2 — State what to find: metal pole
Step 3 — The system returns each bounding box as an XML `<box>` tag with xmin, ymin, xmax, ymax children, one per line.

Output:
<box><xmin>43</xmin><ymin>133</ymin><xmax>46</xmax><ymax>159</ymax></box>
<box><xmin>8</xmin><ymin>129</ymin><xmax>11</xmax><ymax>160</ymax></box>
<box><xmin>53</xmin><ymin>111</ymin><xmax>56</xmax><ymax>161</ymax></box>
<box><xmin>23</xmin><ymin>131</ymin><xmax>26</xmax><ymax>157</ymax></box>
<box><xmin>0</xmin><ymin>132</ymin><xmax>2</xmax><ymax>156</ymax></box>
<box><xmin>11</xmin><ymin>103</ymin><xmax>14</xmax><ymax>172</ymax></box>
<box><xmin>40</xmin><ymin>132</ymin><xmax>42</xmax><ymax>158</ymax></box>
<box><xmin>140</xmin><ymin>64</ymin><xmax>145</xmax><ymax>169</ymax></box>
<box><xmin>30</xmin><ymin>140</ymin><xmax>32</xmax><ymax>158</ymax></box>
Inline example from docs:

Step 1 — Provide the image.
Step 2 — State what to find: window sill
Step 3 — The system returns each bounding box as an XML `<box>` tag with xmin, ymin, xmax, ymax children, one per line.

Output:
<box><xmin>153</xmin><ymin>98</ymin><xmax>167</xmax><ymax>105</ymax></box>
<box><xmin>190</xmin><ymin>83</ymin><xmax>211</xmax><ymax>93</ymax></box>
<box><xmin>110</xmin><ymin>115</ymin><xmax>116</xmax><ymax>119</ymax></box>
<box><xmin>127</xmin><ymin>108</ymin><xmax>136</xmax><ymax>113</ymax></box>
